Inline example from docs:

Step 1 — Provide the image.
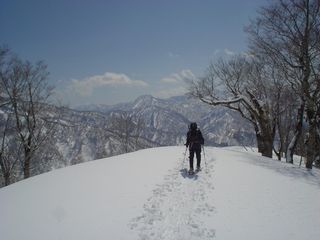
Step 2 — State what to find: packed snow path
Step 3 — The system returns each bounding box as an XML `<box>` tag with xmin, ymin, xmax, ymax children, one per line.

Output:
<box><xmin>130</xmin><ymin>151</ymin><xmax>216</xmax><ymax>240</ymax></box>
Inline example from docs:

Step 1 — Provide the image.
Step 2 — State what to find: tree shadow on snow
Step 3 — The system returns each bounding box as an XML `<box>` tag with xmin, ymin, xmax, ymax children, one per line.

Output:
<box><xmin>239</xmin><ymin>151</ymin><xmax>320</xmax><ymax>189</ymax></box>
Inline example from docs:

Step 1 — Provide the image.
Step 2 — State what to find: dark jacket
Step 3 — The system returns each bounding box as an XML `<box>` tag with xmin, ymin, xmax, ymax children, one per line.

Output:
<box><xmin>186</xmin><ymin>129</ymin><xmax>204</xmax><ymax>150</ymax></box>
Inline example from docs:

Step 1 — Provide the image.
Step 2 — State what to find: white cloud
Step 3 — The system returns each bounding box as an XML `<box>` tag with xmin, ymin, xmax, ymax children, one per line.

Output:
<box><xmin>70</xmin><ymin>72</ymin><xmax>148</xmax><ymax>96</ymax></box>
<box><xmin>168</xmin><ymin>52</ymin><xmax>180</xmax><ymax>58</ymax></box>
<box><xmin>224</xmin><ymin>48</ymin><xmax>236</xmax><ymax>56</ymax></box>
<box><xmin>213</xmin><ymin>49</ymin><xmax>221</xmax><ymax>56</ymax></box>
<box><xmin>154</xmin><ymin>86</ymin><xmax>187</xmax><ymax>99</ymax></box>
<box><xmin>155</xmin><ymin>69</ymin><xmax>195</xmax><ymax>98</ymax></box>
<box><xmin>213</xmin><ymin>48</ymin><xmax>237</xmax><ymax>57</ymax></box>
<box><xmin>160</xmin><ymin>69</ymin><xmax>195</xmax><ymax>83</ymax></box>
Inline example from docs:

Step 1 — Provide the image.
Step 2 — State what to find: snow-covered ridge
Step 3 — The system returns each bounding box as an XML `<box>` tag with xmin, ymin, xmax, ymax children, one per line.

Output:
<box><xmin>1</xmin><ymin>146</ymin><xmax>319</xmax><ymax>240</ymax></box>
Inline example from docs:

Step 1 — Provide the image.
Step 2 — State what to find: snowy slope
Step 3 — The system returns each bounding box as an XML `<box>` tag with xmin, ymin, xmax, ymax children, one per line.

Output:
<box><xmin>0</xmin><ymin>147</ymin><xmax>319</xmax><ymax>240</ymax></box>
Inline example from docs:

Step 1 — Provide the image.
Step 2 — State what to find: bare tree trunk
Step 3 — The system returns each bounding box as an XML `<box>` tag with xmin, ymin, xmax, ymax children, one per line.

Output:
<box><xmin>4</xmin><ymin>173</ymin><xmax>10</xmax><ymax>186</ymax></box>
<box><xmin>305</xmin><ymin>120</ymin><xmax>317</xmax><ymax>169</ymax></box>
<box><xmin>23</xmin><ymin>154</ymin><xmax>31</xmax><ymax>179</ymax></box>
<box><xmin>23</xmin><ymin>140</ymin><xmax>32</xmax><ymax>179</ymax></box>
<box><xmin>0</xmin><ymin>161</ymin><xmax>10</xmax><ymax>186</ymax></box>
<box><xmin>315</xmin><ymin>109</ymin><xmax>320</xmax><ymax>168</ymax></box>
<box><xmin>0</xmin><ymin>167</ymin><xmax>10</xmax><ymax>186</ymax></box>
<box><xmin>0</xmin><ymin>116</ymin><xmax>12</xmax><ymax>186</ymax></box>
<box><xmin>273</xmin><ymin>128</ymin><xmax>284</xmax><ymax>161</ymax></box>
<box><xmin>258</xmin><ymin>139</ymin><xmax>273</xmax><ymax>158</ymax></box>
<box><xmin>286</xmin><ymin>104</ymin><xmax>304</xmax><ymax>163</ymax></box>
<box><xmin>256</xmin><ymin>130</ymin><xmax>273</xmax><ymax>158</ymax></box>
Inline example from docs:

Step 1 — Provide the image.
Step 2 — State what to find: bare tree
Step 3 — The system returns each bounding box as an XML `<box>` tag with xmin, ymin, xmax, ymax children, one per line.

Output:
<box><xmin>246</xmin><ymin>0</ymin><xmax>320</xmax><ymax>168</ymax></box>
<box><xmin>0</xmin><ymin>47</ymin><xmax>19</xmax><ymax>185</ymax></box>
<box><xmin>109</xmin><ymin>111</ymin><xmax>145</xmax><ymax>153</ymax></box>
<box><xmin>0</xmin><ymin>114</ymin><xmax>21</xmax><ymax>186</ymax></box>
<box><xmin>112</xmin><ymin>112</ymin><xmax>134</xmax><ymax>153</ymax></box>
<box><xmin>189</xmin><ymin>55</ymin><xmax>280</xmax><ymax>158</ymax></box>
<box><xmin>0</xmin><ymin>52</ymin><xmax>55</xmax><ymax>179</ymax></box>
<box><xmin>134</xmin><ymin>116</ymin><xmax>145</xmax><ymax>150</ymax></box>
<box><xmin>269</xmin><ymin>68</ymin><xmax>295</xmax><ymax>161</ymax></box>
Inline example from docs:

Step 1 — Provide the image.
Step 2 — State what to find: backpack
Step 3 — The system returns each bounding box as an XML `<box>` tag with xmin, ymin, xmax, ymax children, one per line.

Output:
<box><xmin>188</xmin><ymin>129</ymin><xmax>204</xmax><ymax>145</ymax></box>
<box><xmin>187</xmin><ymin>123</ymin><xmax>204</xmax><ymax>149</ymax></box>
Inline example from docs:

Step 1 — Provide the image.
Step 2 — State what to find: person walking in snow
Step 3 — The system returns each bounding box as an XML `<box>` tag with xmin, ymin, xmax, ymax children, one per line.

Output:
<box><xmin>185</xmin><ymin>122</ymin><xmax>204</xmax><ymax>174</ymax></box>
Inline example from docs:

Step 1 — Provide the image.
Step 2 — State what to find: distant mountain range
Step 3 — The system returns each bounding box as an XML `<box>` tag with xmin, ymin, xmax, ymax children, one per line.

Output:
<box><xmin>76</xmin><ymin>94</ymin><xmax>256</xmax><ymax>148</ymax></box>
<box><xmin>0</xmin><ymin>95</ymin><xmax>256</xmax><ymax>179</ymax></box>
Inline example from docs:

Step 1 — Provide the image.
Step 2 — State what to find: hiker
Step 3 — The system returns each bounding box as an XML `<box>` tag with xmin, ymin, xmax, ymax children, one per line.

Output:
<box><xmin>185</xmin><ymin>122</ymin><xmax>204</xmax><ymax>174</ymax></box>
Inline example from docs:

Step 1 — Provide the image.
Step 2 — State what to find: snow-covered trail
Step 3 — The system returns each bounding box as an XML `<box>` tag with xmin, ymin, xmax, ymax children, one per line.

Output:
<box><xmin>130</xmin><ymin>149</ymin><xmax>217</xmax><ymax>240</ymax></box>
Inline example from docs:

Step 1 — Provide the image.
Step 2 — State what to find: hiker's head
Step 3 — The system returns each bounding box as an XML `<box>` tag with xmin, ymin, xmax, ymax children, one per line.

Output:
<box><xmin>190</xmin><ymin>122</ymin><xmax>197</xmax><ymax>130</ymax></box>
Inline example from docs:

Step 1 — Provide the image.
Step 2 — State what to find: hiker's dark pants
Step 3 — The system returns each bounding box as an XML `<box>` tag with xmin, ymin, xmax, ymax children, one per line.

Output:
<box><xmin>189</xmin><ymin>147</ymin><xmax>201</xmax><ymax>169</ymax></box>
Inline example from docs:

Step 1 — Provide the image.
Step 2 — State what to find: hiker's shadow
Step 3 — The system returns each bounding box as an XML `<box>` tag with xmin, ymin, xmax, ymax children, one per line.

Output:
<box><xmin>180</xmin><ymin>168</ymin><xmax>199</xmax><ymax>180</ymax></box>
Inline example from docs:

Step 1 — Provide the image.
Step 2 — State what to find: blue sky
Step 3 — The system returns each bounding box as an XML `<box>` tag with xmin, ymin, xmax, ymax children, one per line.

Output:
<box><xmin>1</xmin><ymin>0</ymin><xmax>267</xmax><ymax>107</ymax></box>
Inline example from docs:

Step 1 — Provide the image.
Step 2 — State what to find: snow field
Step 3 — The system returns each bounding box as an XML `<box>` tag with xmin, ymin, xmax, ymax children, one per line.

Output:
<box><xmin>209</xmin><ymin>147</ymin><xmax>320</xmax><ymax>240</ymax></box>
<box><xmin>0</xmin><ymin>146</ymin><xmax>319</xmax><ymax>240</ymax></box>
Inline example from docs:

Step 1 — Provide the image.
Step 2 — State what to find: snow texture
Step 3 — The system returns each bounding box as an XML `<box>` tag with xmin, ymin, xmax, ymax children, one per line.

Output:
<box><xmin>0</xmin><ymin>146</ymin><xmax>319</xmax><ymax>240</ymax></box>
